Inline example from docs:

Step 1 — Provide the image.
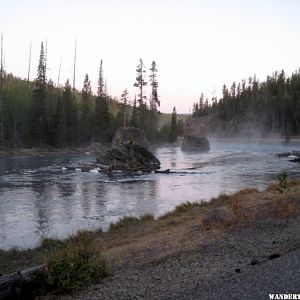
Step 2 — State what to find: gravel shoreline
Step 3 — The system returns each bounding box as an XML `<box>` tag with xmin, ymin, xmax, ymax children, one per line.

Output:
<box><xmin>46</xmin><ymin>215</ymin><xmax>300</xmax><ymax>300</ymax></box>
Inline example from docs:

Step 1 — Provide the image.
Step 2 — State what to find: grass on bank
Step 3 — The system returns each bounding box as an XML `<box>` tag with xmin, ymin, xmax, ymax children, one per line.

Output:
<box><xmin>44</xmin><ymin>233</ymin><xmax>109</xmax><ymax>294</ymax></box>
<box><xmin>109</xmin><ymin>214</ymin><xmax>155</xmax><ymax>231</ymax></box>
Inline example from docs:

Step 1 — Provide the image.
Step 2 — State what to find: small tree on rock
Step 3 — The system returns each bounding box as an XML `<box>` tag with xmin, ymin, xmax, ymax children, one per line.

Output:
<box><xmin>121</xmin><ymin>89</ymin><xmax>129</xmax><ymax>127</ymax></box>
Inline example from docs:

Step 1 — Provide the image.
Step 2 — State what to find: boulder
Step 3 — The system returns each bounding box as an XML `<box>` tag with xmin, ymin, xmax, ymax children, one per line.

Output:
<box><xmin>97</xmin><ymin>141</ymin><xmax>160</xmax><ymax>170</ymax></box>
<box><xmin>181</xmin><ymin>135</ymin><xmax>210</xmax><ymax>151</ymax></box>
<box><xmin>112</xmin><ymin>127</ymin><xmax>148</xmax><ymax>149</ymax></box>
<box><xmin>202</xmin><ymin>206</ymin><xmax>237</xmax><ymax>228</ymax></box>
<box><xmin>97</xmin><ymin>128</ymin><xmax>160</xmax><ymax>171</ymax></box>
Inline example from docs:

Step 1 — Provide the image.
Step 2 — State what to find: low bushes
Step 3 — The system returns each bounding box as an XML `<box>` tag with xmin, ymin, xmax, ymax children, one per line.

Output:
<box><xmin>109</xmin><ymin>214</ymin><xmax>154</xmax><ymax>231</ymax></box>
<box><xmin>44</xmin><ymin>232</ymin><xmax>109</xmax><ymax>294</ymax></box>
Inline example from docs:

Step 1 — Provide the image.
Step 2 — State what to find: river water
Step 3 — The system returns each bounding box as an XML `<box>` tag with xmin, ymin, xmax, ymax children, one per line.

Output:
<box><xmin>0</xmin><ymin>139</ymin><xmax>299</xmax><ymax>250</ymax></box>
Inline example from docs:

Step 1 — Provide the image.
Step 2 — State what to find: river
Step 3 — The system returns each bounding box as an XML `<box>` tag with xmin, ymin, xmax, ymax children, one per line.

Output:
<box><xmin>0</xmin><ymin>139</ymin><xmax>299</xmax><ymax>250</ymax></box>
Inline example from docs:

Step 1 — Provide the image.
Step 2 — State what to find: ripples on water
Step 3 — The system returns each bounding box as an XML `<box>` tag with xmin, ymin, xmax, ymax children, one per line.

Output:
<box><xmin>0</xmin><ymin>139</ymin><xmax>299</xmax><ymax>249</ymax></box>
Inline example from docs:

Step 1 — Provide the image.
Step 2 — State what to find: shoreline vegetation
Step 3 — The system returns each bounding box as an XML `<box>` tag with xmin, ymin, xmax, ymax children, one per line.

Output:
<box><xmin>0</xmin><ymin>145</ymin><xmax>105</xmax><ymax>159</ymax></box>
<box><xmin>1</xmin><ymin>178</ymin><xmax>300</xmax><ymax>298</ymax></box>
<box><xmin>0</xmin><ymin>139</ymin><xmax>182</xmax><ymax>159</ymax></box>
<box><xmin>1</xmin><ymin>134</ymin><xmax>300</xmax><ymax>159</ymax></box>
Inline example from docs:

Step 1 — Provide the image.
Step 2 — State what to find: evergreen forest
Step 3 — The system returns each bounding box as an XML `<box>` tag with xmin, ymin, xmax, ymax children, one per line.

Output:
<box><xmin>0</xmin><ymin>42</ymin><xmax>181</xmax><ymax>148</ymax></box>
<box><xmin>192</xmin><ymin>70</ymin><xmax>300</xmax><ymax>137</ymax></box>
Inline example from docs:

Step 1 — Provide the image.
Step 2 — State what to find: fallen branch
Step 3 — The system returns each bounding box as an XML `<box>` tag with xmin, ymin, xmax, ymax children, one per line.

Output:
<box><xmin>0</xmin><ymin>264</ymin><xmax>45</xmax><ymax>300</ymax></box>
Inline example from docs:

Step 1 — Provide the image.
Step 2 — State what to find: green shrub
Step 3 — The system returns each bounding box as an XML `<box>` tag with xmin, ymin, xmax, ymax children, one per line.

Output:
<box><xmin>172</xmin><ymin>201</ymin><xmax>203</xmax><ymax>215</ymax></box>
<box><xmin>45</xmin><ymin>242</ymin><xmax>109</xmax><ymax>293</ymax></box>
<box><xmin>68</xmin><ymin>230</ymin><xmax>99</xmax><ymax>245</ymax></box>
<box><xmin>40</xmin><ymin>238</ymin><xmax>66</xmax><ymax>251</ymax></box>
<box><xmin>109</xmin><ymin>216</ymin><xmax>140</xmax><ymax>231</ymax></box>
<box><xmin>277</xmin><ymin>172</ymin><xmax>288</xmax><ymax>194</ymax></box>
<box><xmin>109</xmin><ymin>214</ymin><xmax>155</xmax><ymax>231</ymax></box>
<box><xmin>139</xmin><ymin>213</ymin><xmax>155</xmax><ymax>222</ymax></box>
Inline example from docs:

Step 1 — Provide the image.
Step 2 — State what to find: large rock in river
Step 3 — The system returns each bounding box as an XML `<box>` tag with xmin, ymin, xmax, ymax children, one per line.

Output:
<box><xmin>181</xmin><ymin>135</ymin><xmax>210</xmax><ymax>151</ymax></box>
<box><xmin>97</xmin><ymin>127</ymin><xmax>160</xmax><ymax>170</ymax></box>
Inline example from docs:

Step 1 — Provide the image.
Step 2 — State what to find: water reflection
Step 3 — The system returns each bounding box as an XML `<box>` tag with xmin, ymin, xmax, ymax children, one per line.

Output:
<box><xmin>1</xmin><ymin>140</ymin><xmax>300</xmax><ymax>249</ymax></box>
<box><xmin>32</xmin><ymin>180</ymin><xmax>50</xmax><ymax>236</ymax></box>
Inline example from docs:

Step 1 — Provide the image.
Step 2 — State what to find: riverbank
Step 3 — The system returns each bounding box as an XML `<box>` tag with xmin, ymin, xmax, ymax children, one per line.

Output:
<box><xmin>1</xmin><ymin>136</ymin><xmax>300</xmax><ymax>160</ymax></box>
<box><xmin>0</xmin><ymin>144</ymin><xmax>109</xmax><ymax>159</ymax></box>
<box><xmin>0</xmin><ymin>141</ymin><xmax>177</xmax><ymax>159</ymax></box>
<box><xmin>1</xmin><ymin>179</ymin><xmax>300</xmax><ymax>298</ymax></box>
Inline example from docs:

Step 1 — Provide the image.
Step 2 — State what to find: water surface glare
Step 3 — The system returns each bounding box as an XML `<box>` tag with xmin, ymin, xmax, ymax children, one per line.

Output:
<box><xmin>0</xmin><ymin>139</ymin><xmax>299</xmax><ymax>250</ymax></box>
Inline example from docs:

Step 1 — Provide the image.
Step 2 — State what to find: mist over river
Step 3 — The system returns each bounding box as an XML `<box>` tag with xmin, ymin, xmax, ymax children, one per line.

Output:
<box><xmin>1</xmin><ymin>139</ymin><xmax>300</xmax><ymax>250</ymax></box>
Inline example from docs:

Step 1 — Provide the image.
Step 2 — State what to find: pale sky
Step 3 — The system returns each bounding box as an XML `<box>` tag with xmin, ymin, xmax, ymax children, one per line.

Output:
<box><xmin>1</xmin><ymin>0</ymin><xmax>300</xmax><ymax>113</ymax></box>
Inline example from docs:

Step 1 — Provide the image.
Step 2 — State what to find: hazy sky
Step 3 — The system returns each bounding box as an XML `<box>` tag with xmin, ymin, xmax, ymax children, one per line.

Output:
<box><xmin>1</xmin><ymin>0</ymin><xmax>300</xmax><ymax>113</ymax></box>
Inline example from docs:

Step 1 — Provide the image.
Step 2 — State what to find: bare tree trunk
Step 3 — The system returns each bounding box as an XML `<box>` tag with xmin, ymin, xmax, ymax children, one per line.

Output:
<box><xmin>57</xmin><ymin>57</ymin><xmax>62</xmax><ymax>87</ymax></box>
<box><xmin>27</xmin><ymin>41</ymin><xmax>32</xmax><ymax>85</ymax></box>
<box><xmin>0</xmin><ymin>265</ymin><xmax>45</xmax><ymax>300</ymax></box>
<box><xmin>72</xmin><ymin>38</ymin><xmax>77</xmax><ymax>94</ymax></box>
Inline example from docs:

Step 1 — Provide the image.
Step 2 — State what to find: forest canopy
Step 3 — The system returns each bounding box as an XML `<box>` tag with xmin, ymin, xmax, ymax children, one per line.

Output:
<box><xmin>192</xmin><ymin>70</ymin><xmax>300</xmax><ymax>137</ymax></box>
<box><xmin>0</xmin><ymin>42</ymin><xmax>181</xmax><ymax>148</ymax></box>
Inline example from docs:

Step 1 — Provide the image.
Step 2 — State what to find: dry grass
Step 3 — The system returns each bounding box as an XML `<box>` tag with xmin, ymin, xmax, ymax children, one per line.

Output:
<box><xmin>0</xmin><ymin>247</ymin><xmax>45</xmax><ymax>275</ymax></box>
<box><xmin>109</xmin><ymin>214</ymin><xmax>155</xmax><ymax>231</ymax></box>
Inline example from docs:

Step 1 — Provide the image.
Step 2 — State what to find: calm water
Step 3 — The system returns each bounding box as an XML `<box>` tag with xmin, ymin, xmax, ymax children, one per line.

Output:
<box><xmin>0</xmin><ymin>139</ymin><xmax>299</xmax><ymax>250</ymax></box>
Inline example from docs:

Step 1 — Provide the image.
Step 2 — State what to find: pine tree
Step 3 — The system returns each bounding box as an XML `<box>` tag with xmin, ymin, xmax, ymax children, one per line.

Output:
<box><xmin>94</xmin><ymin>61</ymin><xmax>111</xmax><ymax>142</ymax></box>
<box><xmin>121</xmin><ymin>89</ymin><xmax>129</xmax><ymax>127</ymax></box>
<box><xmin>97</xmin><ymin>60</ymin><xmax>104</xmax><ymax>97</ymax></box>
<box><xmin>54</xmin><ymin>95</ymin><xmax>67</xmax><ymax>147</ymax></box>
<box><xmin>134</xmin><ymin>58</ymin><xmax>147</xmax><ymax>106</ymax></box>
<box><xmin>133</xmin><ymin>58</ymin><xmax>148</xmax><ymax>131</ymax></box>
<box><xmin>148</xmin><ymin>61</ymin><xmax>160</xmax><ymax>139</ymax></box>
<box><xmin>45</xmin><ymin>79</ymin><xmax>58</xmax><ymax>144</ymax></box>
<box><xmin>63</xmin><ymin>79</ymin><xmax>77</xmax><ymax>144</ymax></box>
<box><xmin>149</xmin><ymin>61</ymin><xmax>160</xmax><ymax>112</ymax></box>
<box><xmin>30</xmin><ymin>42</ymin><xmax>47</xmax><ymax>146</ymax></box>
<box><xmin>78</xmin><ymin>74</ymin><xmax>92</xmax><ymax>144</ymax></box>
<box><xmin>169</xmin><ymin>106</ymin><xmax>177</xmax><ymax>142</ymax></box>
<box><xmin>199</xmin><ymin>93</ymin><xmax>204</xmax><ymax>113</ymax></box>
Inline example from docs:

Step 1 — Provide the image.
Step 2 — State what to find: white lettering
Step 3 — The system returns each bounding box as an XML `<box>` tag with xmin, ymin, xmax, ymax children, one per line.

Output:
<box><xmin>269</xmin><ymin>294</ymin><xmax>300</xmax><ymax>300</ymax></box>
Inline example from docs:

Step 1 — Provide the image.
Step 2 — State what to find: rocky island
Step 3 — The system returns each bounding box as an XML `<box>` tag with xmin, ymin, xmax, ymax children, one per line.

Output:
<box><xmin>96</xmin><ymin>127</ymin><xmax>161</xmax><ymax>171</ymax></box>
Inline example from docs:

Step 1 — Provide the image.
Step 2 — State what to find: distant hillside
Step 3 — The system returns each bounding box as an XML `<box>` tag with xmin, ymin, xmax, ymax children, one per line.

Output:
<box><xmin>184</xmin><ymin>113</ymin><xmax>269</xmax><ymax>138</ymax></box>
<box><xmin>190</xmin><ymin>69</ymin><xmax>300</xmax><ymax>138</ymax></box>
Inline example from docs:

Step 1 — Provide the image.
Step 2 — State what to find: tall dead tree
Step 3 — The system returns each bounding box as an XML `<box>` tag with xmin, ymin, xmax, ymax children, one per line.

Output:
<box><xmin>57</xmin><ymin>57</ymin><xmax>62</xmax><ymax>86</ymax></box>
<box><xmin>27</xmin><ymin>42</ymin><xmax>32</xmax><ymax>85</ymax></box>
<box><xmin>72</xmin><ymin>38</ymin><xmax>77</xmax><ymax>94</ymax></box>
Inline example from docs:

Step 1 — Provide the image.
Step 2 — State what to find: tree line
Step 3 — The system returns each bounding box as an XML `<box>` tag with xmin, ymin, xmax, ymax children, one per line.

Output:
<box><xmin>0</xmin><ymin>42</ymin><xmax>181</xmax><ymax>148</ymax></box>
<box><xmin>192</xmin><ymin>69</ymin><xmax>300</xmax><ymax>136</ymax></box>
